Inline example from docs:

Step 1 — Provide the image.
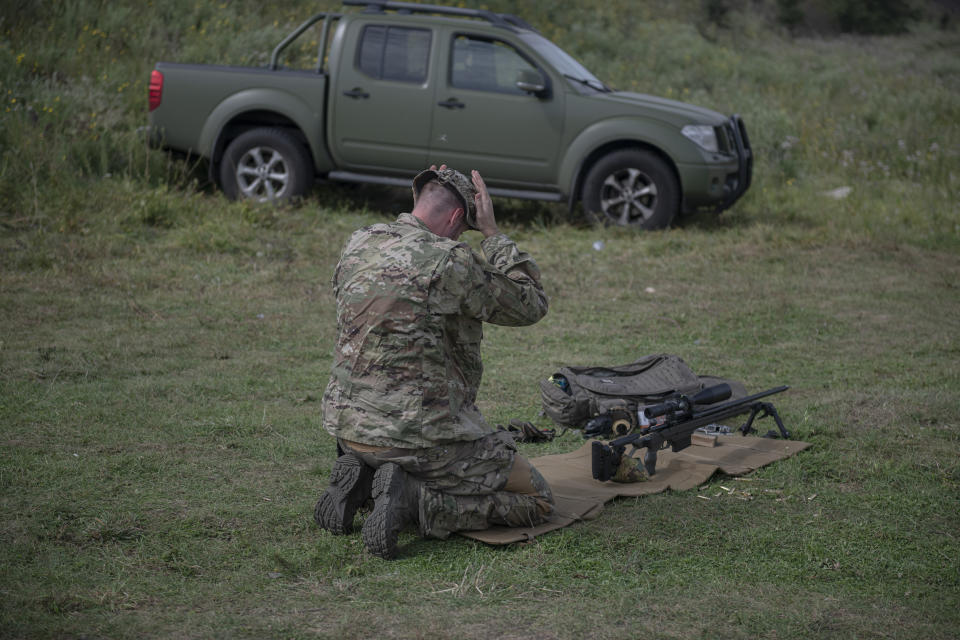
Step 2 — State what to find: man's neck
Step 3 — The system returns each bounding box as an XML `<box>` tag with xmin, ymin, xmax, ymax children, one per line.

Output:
<box><xmin>412</xmin><ymin>209</ymin><xmax>463</xmax><ymax>240</ymax></box>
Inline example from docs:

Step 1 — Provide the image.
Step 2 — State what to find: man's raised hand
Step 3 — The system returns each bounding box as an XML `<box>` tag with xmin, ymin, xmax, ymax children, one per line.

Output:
<box><xmin>471</xmin><ymin>170</ymin><xmax>498</xmax><ymax>238</ymax></box>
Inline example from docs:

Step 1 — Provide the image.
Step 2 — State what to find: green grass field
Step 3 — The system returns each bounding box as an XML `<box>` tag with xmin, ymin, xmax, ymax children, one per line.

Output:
<box><xmin>1</xmin><ymin>1</ymin><xmax>958</xmax><ymax>638</ymax></box>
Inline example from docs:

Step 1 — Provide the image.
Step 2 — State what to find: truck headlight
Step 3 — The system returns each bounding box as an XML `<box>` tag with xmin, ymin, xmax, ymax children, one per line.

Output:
<box><xmin>681</xmin><ymin>125</ymin><xmax>719</xmax><ymax>153</ymax></box>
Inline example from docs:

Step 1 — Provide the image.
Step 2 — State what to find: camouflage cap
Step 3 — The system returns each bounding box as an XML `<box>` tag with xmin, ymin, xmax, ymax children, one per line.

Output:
<box><xmin>412</xmin><ymin>167</ymin><xmax>478</xmax><ymax>230</ymax></box>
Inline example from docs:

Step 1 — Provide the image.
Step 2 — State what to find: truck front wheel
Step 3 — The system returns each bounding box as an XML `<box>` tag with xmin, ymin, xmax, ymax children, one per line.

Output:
<box><xmin>219</xmin><ymin>128</ymin><xmax>313</xmax><ymax>202</ymax></box>
<box><xmin>582</xmin><ymin>149</ymin><xmax>679</xmax><ymax>230</ymax></box>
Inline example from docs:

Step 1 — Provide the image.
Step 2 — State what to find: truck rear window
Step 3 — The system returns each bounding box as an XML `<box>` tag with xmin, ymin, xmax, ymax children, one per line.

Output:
<box><xmin>357</xmin><ymin>25</ymin><xmax>431</xmax><ymax>84</ymax></box>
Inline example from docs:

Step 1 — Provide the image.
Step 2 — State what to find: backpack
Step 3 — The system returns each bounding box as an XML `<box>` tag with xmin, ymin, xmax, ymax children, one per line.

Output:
<box><xmin>539</xmin><ymin>353</ymin><xmax>746</xmax><ymax>428</ymax></box>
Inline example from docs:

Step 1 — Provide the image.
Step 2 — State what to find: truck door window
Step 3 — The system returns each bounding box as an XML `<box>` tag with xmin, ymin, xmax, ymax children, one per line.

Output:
<box><xmin>451</xmin><ymin>35</ymin><xmax>537</xmax><ymax>94</ymax></box>
<box><xmin>357</xmin><ymin>25</ymin><xmax>431</xmax><ymax>83</ymax></box>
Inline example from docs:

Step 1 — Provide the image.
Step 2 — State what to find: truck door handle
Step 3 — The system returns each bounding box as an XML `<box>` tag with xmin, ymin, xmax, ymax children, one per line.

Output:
<box><xmin>437</xmin><ymin>98</ymin><xmax>465</xmax><ymax>109</ymax></box>
<box><xmin>343</xmin><ymin>88</ymin><xmax>370</xmax><ymax>99</ymax></box>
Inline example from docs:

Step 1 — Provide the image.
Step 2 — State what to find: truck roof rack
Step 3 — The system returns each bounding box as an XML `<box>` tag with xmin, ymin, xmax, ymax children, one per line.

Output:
<box><xmin>342</xmin><ymin>0</ymin><xmax>536</xmax><ymax>32</ymax></box>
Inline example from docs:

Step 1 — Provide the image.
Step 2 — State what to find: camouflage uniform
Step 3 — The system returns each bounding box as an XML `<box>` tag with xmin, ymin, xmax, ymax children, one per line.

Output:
<box><xmin>322</xmin><ymin>212</ymin><xmax>553</xmax><ymax>538</ymax></box>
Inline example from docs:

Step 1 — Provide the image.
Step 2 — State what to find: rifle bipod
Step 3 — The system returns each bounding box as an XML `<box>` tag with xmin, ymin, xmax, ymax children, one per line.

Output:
<box><xmin>738</xmin><ymin>401</ymin><xmax>790</xmax><ymax>440</ymax></box>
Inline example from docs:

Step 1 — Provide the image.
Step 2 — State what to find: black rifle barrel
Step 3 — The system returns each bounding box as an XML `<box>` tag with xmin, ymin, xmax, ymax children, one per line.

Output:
<box><xmin>599</xmin><ymin>385</ymin><xmax>790</xmax><ymax>479</ymax></box>
<box><xmin>613</xmin><ymin>385</ymin><xmax>790</xmax><ymax>449</ymax></box>
<box><xmin>646</xmin><ymin>385</ymin><xmax>789</xmax><ymax>435</ymax></box>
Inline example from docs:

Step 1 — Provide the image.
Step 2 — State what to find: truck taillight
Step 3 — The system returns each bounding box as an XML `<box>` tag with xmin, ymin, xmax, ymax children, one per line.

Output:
<box><xmin>149</xmin><ymin>70</ymin><xmax>163</xmax><ymax>112</ymax></box>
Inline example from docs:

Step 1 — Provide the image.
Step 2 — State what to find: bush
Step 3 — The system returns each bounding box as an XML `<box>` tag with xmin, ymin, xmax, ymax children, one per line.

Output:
<box><xmin>777</xmin><ymin>0</ymin><xmax>806</xmax><ymax>32</ymax></box>
<box><xmin>835</xmin><ymin>0</ymin><xmax>919</xmax><ymax>34</ymax></box>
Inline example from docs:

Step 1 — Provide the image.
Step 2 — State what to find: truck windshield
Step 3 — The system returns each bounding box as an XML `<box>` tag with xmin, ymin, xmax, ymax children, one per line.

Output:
<box><xmin>517</xmin><ymin>32</ymin><xmax>611</xmax><ymax>94</ymax></box>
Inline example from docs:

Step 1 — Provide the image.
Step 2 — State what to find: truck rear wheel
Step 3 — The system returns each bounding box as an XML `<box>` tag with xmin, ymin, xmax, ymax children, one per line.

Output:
<box><xmin>582</xmin><ymin>149</ymin><xmax>679</xmax><ymax>230</ymax></box>
<box><xmin>219</xmin><ymin>128</ymin><xmax>313</xmax><ymax>202</ymax></box>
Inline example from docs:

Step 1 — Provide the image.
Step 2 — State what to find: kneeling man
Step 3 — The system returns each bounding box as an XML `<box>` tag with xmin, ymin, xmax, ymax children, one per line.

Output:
<box><xmin>315</xmin><ymin>166</ymin><xmax>554</xmax><ymax>559</ymax></box>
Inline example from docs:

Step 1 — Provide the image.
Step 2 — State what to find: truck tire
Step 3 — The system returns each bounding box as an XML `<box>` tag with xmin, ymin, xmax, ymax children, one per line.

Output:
<box><xmin>582</xmin><ymin>149</ymin><xmax>679</xmax><ymax>230</ymax></box>
<box><xmin>219</xmin><ymin>127</ymin><xmax>313</xmax><ymax>202</ymax></box>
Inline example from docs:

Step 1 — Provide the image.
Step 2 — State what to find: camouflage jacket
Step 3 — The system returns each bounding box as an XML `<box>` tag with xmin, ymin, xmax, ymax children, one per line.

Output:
<box><xmin>321</xmin><ymin>213</ymin><xmax>548</xmax><ymax>449</ymax></box>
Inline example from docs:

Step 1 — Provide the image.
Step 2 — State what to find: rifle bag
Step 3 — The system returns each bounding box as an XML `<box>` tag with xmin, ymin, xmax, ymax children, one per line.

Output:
<box><xmin>539</xmin><ymin>353</ymin><xmax>746</xmax><ymax>428</ymax></box>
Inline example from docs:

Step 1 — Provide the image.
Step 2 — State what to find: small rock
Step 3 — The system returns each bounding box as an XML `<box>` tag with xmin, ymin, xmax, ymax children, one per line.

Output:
<box><xmin>823</xmin><ymin>186</ymin><xmax>852</xmax><ymax>200</ymax></box>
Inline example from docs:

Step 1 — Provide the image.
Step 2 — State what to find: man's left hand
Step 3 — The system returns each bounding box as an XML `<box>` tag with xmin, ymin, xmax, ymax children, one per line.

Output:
<box><xmin>471</xmin><ymin>170</ymin><xmax>499</xmax><ymax>238</ymax></box>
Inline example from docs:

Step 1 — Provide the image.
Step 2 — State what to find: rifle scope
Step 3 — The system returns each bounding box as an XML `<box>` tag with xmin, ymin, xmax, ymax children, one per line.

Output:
<box><xmin>643</xmin><ymin>383</ymin><xmax>733</xmax><ymax>419</ymax></box>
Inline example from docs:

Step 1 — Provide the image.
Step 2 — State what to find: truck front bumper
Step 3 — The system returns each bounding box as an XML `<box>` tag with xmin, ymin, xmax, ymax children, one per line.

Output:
<box><xmin>677</xmin><ymin>115</ymin><xmax>753</xmax><ymax>213</ymax></box>
<box><xmin>718</xmin><ymin>114</ymin><xmax>753</xmax><ymax>212</ymax></box>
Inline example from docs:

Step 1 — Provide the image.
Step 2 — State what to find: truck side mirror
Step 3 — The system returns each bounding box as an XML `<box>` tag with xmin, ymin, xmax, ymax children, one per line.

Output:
<box><xmin>515</xmin><ymin>69</ymin><xmax>548</xmax><ymax>97</ymax></box>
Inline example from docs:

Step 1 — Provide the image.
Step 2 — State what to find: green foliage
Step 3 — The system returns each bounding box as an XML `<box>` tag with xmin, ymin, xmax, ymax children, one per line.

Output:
<box><xmin>703</xmin><ymin>0</ymin><xmax>734</xmax><ymax>28</ymax></box>
<box><xmin>835</xmin><ymin>0</ymin><xmax>920</xmax><ymax>34</ymax></box>
<box><xmin>0</xmin><ymin>0</ymin><xmax>957</xmax><ymax>251</ymax></box>
<box><xmin>776</xmin><ymin>0</ymin><xmax>806</xmax><ymax>31</ymax></box>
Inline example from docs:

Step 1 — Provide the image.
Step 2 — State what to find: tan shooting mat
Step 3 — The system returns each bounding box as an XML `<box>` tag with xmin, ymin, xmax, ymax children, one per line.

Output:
<box><xmin>459</xmin><ymin>436</ymin><xmax>811</xmax><ymax>545</ymax></box>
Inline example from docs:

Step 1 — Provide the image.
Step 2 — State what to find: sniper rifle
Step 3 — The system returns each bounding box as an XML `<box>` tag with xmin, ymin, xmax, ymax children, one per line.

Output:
<box><xmin>591</xmin><ymin>383</ymin><xmax>790</xmax><ymax>481</ymax></box>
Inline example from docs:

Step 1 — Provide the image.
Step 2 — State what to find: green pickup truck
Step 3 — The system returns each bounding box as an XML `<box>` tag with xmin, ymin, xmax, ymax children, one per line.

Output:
<box><xmin>148</xmin><ymin>0</ymin><xmax>752</xmax><ymax>229</ymax></box>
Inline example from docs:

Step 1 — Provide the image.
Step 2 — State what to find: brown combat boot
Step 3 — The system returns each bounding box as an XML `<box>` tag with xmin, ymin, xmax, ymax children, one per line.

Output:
<box><xmin>362</xmin><ymin>463</ymin><xmax>421</xmax><ymax>560</ymax></box>
<box><xmin>314</xmin><ymin>454</ymin><xmax>375</xmax><ymax>535</ymax></box>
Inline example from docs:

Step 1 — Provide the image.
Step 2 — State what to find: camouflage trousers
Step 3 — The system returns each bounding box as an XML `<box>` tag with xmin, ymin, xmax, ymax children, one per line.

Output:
<box><xmin>341</xmin><ymin>431</ymin><xmax>554</xmax><ymax>539</ymax></box>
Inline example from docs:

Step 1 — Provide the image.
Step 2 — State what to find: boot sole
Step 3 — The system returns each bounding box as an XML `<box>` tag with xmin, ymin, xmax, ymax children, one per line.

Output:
<box><xmin>314</xmin><ymin>455</ymin><xmax>373</xmax><ymax>535</ymax></box>
<box><xmin>362</xmin><ymin>463</ymin><xmax>408</xmax><ymax>559</ymax></box>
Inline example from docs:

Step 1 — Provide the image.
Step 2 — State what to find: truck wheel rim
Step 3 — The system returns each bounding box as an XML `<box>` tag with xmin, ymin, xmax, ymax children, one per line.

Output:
<box><xmin>599</xmin><ymin>168</ymin><xmax>657</xmax><ymax>226</ymax></box>
<box><xmin>236</xmin><ymin>146</ymin><xmax>290</xmax><ymax>201</ymax></box>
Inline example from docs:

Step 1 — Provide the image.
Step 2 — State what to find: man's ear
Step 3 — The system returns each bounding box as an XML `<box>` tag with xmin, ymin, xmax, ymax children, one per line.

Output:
<box><xmin>447</xmin><ymin>207</ymin><xmax>467</xmax><ymax>238</ymax></box>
